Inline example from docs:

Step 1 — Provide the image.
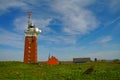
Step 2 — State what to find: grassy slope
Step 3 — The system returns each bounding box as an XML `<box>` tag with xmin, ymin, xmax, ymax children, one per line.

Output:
<box><xmin>0</xmin><ymin>62</ymin><xmax>120</xmax><ymax>80</ymax></box>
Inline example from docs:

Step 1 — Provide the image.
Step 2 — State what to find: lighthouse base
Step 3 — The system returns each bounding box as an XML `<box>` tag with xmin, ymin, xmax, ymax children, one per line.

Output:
<box><xmin>24</xmin><ymin>36</ymin><xmax>37</xmax><ymax>63</ymax></box>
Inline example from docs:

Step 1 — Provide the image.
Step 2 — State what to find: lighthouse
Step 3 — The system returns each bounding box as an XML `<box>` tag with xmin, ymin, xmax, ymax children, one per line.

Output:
<box><xmin>24</xmin><ymin>12</ymin><xmax>41</xmax><ymax>63</ymax></box>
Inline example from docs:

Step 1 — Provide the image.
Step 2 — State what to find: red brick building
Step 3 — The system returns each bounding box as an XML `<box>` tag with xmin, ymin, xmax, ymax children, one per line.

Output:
<box><xmin>47</xmin><ymin>56</ymin><xmax>59</xmax><ymax>65</ymax></box>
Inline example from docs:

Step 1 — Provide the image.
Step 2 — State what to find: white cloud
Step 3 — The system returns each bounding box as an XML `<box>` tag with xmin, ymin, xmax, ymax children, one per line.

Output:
<box><xmin>1</xmin><ymin>0</ymin><xmax>99</xmax><ymax>45</ymax></box>
<box><xmin>0</xmin><ymin>0</ymin><xmax>28</xmax><ymax>15</ymax></box>
<box><xmin>40</xmin><ymin>35</ymin><xmax>77</xmax><ymax>45</ymax></box>
<box><xmin>14</xmin><ymin>16</ymin><xmax>27</xmax><ymax>31</ymax></box>
<box><xmin>33</xmin><ymin>18</ymin><xmax>52</xmax><ymax>29</ymax></box>
<box><xmin>14</xmin><ymin>16</ymin><xmax>52</xmax><ymax>31</ymax></box>
<box><xmin>0</xmin><ymin>28</ymin><xmax>24</xmax><ymax>49</ymax></box>
<box><xmin>109</xmin><ymin>0</ymin><xmax>120</xmax><ymax>13</ymax></box>
<box><xmin>0</xmin><ymin>49</ymin><xmax>23</xmax><ymax>61</ymax></box>
<box><xmin>105</xmin><ymin>17</ymin><xmax>120</xmax><ymax>26</ymax></box>
<box><xmin>92</xmin><ymin>36</ymin><xmax>112</xmax><ymax>44</ymax></box>
<box><xmin>0</xmin><ymin>0</ymin><xmax>98</xmax><ymax>35</ymax></box>
<box><xmin>52</xmin><ymin>0</ymin><xmax>98</xmax><ymax>35</ymax></box>
<box><xmin>100</xmin><ymin>36</ymin><xmax>112</xmax><ymax>43</ymax></box>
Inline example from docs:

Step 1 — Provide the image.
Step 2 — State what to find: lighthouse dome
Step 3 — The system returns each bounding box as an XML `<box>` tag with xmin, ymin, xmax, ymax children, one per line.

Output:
<box><xmin>35</xmin><ymin>28</ymin><xmax>41</xmax><ymax>34</ymax></box>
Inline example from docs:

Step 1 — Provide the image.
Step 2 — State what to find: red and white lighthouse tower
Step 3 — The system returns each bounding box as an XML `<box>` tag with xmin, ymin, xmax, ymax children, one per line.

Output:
<box><xmin>24</xmin><ymin>12</ymin><xmax>41</xmax><ymax>63</ymax></box>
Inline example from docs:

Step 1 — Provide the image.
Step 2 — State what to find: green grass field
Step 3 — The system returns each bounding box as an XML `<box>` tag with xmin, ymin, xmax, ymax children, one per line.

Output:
<box><xmin>0</xmin><ymin>61</ymin><xmax>120</xmax><ymax>80</ymax></box>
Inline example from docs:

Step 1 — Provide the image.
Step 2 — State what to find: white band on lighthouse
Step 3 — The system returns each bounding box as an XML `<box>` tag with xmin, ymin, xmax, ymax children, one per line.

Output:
<box><xmin>24</xmin><ymin>11</ymin><xmax>41</xmax><ymax>37</ymax></box>
<box><xmin>24</xmin><ymin>27</ymin><xmax>41</xmax><ymax>36</ymax></box>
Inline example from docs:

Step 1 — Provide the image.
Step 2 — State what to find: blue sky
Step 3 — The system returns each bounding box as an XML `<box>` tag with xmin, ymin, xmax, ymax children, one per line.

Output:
<box><xmin>0</xmin><ymin>0</ymin><xmax>120</xmax><ymax>61</ymax></box>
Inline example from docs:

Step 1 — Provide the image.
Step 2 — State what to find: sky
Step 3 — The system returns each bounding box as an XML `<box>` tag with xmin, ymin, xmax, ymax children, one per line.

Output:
<box><xmin>0</xmin><ymin>0</ymin><xmax>120</xmax><ymax>61</ymax></box>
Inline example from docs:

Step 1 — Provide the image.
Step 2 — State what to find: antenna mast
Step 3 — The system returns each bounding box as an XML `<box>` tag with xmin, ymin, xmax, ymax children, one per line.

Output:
<box><xmin>27</xmin><ymin>11</ymin><xmax>32</xmax><ymax>28</ymax></box>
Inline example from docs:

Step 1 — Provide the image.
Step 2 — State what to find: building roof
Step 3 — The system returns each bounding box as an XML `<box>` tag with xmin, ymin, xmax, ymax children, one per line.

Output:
<box><xmin>47</xmin><ymin>56</ymin><xmax>59</xmax><ymax>65</ymax></box>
